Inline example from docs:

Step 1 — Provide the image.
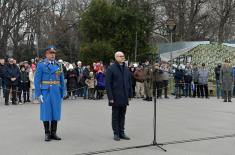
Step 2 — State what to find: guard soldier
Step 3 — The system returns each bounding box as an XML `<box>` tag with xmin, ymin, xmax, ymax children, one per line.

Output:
<box><xmin>143</xmin><ymin>60</ymin><xmax>153</xmax><ymax>101</ymax></box>
<box><xmin>34</xmin><ymin>45</ymin><xmax>65</xmax><ymax>141</ymax></box>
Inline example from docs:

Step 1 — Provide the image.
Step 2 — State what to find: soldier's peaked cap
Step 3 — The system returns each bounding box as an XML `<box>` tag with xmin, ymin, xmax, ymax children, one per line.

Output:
<box><xmin>44</xmin><ymin>45</ymin><xmax>56</xmax><ymax>53</ymax></box>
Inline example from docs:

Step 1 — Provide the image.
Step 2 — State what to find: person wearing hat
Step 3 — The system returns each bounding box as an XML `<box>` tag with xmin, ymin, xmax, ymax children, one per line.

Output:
<box><xmin>34</xmin><ymin>46</ymin><xmax>65</xmax><ymax>141</ymax></box>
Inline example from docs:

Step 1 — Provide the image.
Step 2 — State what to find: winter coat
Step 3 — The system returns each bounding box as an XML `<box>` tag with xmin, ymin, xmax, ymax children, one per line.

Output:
<box><xmin>184</xmin><ymin>67</ymin><xmax>193</xmax><ymax>83</ymax></box>
<box><xmin>198</xmin><ymin>68</ymin><xmax>209</xmax><ymax>85</ymax></box>
<box><xmin>4</xmin><ymin>64</ymin><xmax>20</xmax><ymax>86</ymax></box>
<box><xmin>220</xmin><ymin>64</ymin><xmax>233</xmax><ymax>91</ymax></box>
<box><xmin>214</xmin><ymin>66</ymin><xmax>221</xmax><ymax>81</ymax></box>
<box><xmin>18</xmin><ymin>71</ymin><xmax>30</xmax><ymax>89</ymax></box>
<box><xmin>192</xmin><ymin>68</ymin><xmax>199</xmax><ymax>83</ymax></box>
<box><xmin>85</xmin><ymin>77</ymin><xmax>96</xmax><ymax>89</ymax></box>
<box><xmin>96</xmin><ymin>71</ymin><xmax>105</xmax><ymax>87</ymax></box>
<box><xmin>29</xmin><ymin>70</ymin><xmax>35</xmax><ymax>89</ymax></box>
<box><xmin>105</xmin><ymin>62</ymin><xmax>133</xmax><ymax>107</ymax></box>
<box><xmin>133</xmin><ymin>68</ymin><xmax>145</xmax><ymax>82</ymax></box>
<box><xmin>67</xmin><ymin>70</ymin><xmax>78</xmax><ymax>89</ymax></box>
<box><xmin>174</xmin><ymin>69</ymin><xmax>184</xmax><ymax>83</ymax></box>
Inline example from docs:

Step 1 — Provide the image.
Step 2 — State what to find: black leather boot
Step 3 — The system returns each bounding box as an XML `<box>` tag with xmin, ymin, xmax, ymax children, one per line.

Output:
<box><xmin>43</xmin><ymin>121</ymin><xmax>51</xmax><ymax>141</ymax></box>
<box><xmin>51</xmin><ymin>121</ymin><xmax>61</xmax><ymax>140</ymax></box>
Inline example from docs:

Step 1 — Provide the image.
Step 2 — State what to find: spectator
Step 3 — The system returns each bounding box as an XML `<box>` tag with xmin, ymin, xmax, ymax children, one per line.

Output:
<box><xmin>85</xmin><ymin>71</ymin><xmax>96</xmax><ymax>100</ymax></box>
<box><xmin>4</xmin><ymin>58</ymin><xmax>20</xmax><ymax>105</ymax></box>
<box><xmin>0</xmin><ymin>59</ymin><xmax>6</xmax><ymax>97</ymax></box>
<box><xmin>233</xmin><ymin>66</ymin><xmax>235</xmax><ymax>97</ymax></box>
<box><xmin>82</xmin><ymin>65</ymin><xmax>90</xmax><ymax>99</ymax></box>
<box><xmin>134</xmin><ymin>65</ymin><xmax>145</xmax><ymax>98</ymax></box>
<box><xmin>192</xmin><ymin>64</ymin><xmax>200</xmax><ymax>98</ymax></box>
<box><xmin>161</xmin><ymin>63</ymin><xmax>170</xmax><ymax>98</ymax></box>
<box><xmin>174</xmin><ymin>65</ymin><xmax>184</xmax><ymax>99</ymax></box>
<box><xmin>29</xmin><ymin>65</ymin><xmax>37</xmax><ymax>103</ymax></box>
<box><xmin>129</xmin><ymin>65</ymin><xmax>136</xmax><ymax>98</ymax></box>
<box><xmin>66</xmin><ymin>64</ymin><xmax>78</xmax><ymax>100</ymax></box>
<box><xmin>198</xmin><ymin>63</ymin><xmax>209</xmax><ymax>98</ymax></box>
<box><xmin>184</xmin><ymin>63</ymin><xmax>193</xmax><ymax>97</ymax></box>
<box><xmin>215</xmin><ymin>63</ymin><xmax>223</xmax><ymax>99</ymax></box>
<box><xmin>143</xmin><ymin>60</ymin><xmax>153</xmax><ymax>101</ymax></box>
<box><xmin>154</xmin><ymin>63</ymin><xmax>163</xmax><ymax>99</ymax></box>
<box><xmin>95</xmin><ymin>68</ymin><xmax>105</xmax><ymax>99</ymax></box>
<box><xmin>76</xmin><ymin>61</ymin><xmax>84</xmax><ymax>97</ymax></box>
<box><xmin>18</xmin><ymin>65</ymin><xmax>30</xmax><ymax>104</ymax></box>
<box><xmin>23</xmin><ymin>61</ymin><xmax>30</xmax><ymax>102</ymax></box>
<box><xmin>220</xmin><ymin>59</ymin><xmax>233</xmax><ymax>102</ymax></box>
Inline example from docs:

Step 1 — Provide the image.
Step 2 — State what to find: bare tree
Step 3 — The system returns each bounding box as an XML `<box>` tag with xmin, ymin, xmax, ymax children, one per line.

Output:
<box><xmin>210</xmin><ymin>0</ymin><xmax>235</xmax><ymax>43</ymax></box>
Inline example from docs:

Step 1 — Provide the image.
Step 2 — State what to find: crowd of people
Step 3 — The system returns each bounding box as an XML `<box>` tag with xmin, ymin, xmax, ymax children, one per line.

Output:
<box><xmin>0</xmin><ymin>57</ymin><xmax>234</xmax><ymax>106</ymax></box>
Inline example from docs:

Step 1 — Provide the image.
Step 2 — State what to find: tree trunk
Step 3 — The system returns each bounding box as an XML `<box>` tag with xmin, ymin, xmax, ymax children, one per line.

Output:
<box><xmin>218</xmin><ymin>22</ymin><xmax>225</xmax><ymax>44</ymax></box>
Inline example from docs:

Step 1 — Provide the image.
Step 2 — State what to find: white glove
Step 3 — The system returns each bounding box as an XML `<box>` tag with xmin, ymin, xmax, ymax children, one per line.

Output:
<box><xmin>39</xmin><ymin>95</ymin><xmax>44</xmax><ymax>103</ymax></box>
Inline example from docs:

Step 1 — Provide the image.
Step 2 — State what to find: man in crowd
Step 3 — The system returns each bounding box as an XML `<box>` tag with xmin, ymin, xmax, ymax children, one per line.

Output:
<box><xmin>215</xmin><ymin>63</ymin><xmax>223</xmax><ymax>99</ymax></box>
<box><xmin>198</xmin><ymin>63</ymin><xmax>209</xmax><ymax>98</ymax></box>
<box><xmin>220</xmin><ymin>59</ymin><xmax>233</xmax><ymax>102</ymax></box>
<box><xmin>192</xmin><ymin>64</ymin><xmax>200</xmax><ymax>98</ymax></box>
<box><xmin>4</xmin><ymin>58</ymin><xmax>20</xmax><ymax>105</ymax></box>
<box><xmin>0</xmin><ymin>59</ymin><xmax>6</xmax><ymax>97</ymax></box>
<box><xmin>184</xmin><ymin>63</ymin><xmax>193</xmax><ymax>97</ymax></box>
<box><xmin>34</xmin><ymin>45</ymin><xmax>65</xmax><ymax>141</ymax></box>
<box><xmin>106</xmin><ymin>51</ymin><xmax>132</xmax><ymax>141</ymax></box>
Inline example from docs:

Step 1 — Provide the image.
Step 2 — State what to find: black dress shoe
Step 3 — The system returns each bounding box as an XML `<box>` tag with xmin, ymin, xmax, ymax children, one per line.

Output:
<box><xmin>120</xmin><ymin>134</ymin><xmax>130</xmax><ymax>140</ymax></box>
<box><xmin>113</xmin><ymin>134</ymin><xmax>120</xmax><ymax>141</ymax></box>
<box><xmin>224</xmin><ymin>100</ymin><xmax>227</xmax><ymax>102</ymax></box>
<box><xmin>45</xmin><ymin>134</ymin><xmax>51</xmax><ymax>141</ymax></box>
<box><xmin>228</xmin><ymin>100</ymin><xmax>232</xmax><ymax>102</ymax></box>
<box><xmin>51</xmin><ymin>134</ymin><xmax>61</xmax><ymax>140</ymax></box>
<box><xmin>143</xmin><ymin>97</ymin><xmax>149</xmax><ymax>101</ymax></box>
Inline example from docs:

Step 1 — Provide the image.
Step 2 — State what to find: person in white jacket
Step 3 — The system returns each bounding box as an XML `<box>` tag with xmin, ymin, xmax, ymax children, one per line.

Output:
<box><xmin>29</xmin><ymin>66</ymin><xmax>38</xmax><ymax>103</ymax></box>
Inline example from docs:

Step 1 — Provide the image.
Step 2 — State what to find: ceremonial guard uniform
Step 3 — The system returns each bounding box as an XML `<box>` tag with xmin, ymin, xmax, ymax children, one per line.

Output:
<box><xmin>34</xmin><ymin>46</ymin><xmax>64</xmax><ymax>141</ymax></box>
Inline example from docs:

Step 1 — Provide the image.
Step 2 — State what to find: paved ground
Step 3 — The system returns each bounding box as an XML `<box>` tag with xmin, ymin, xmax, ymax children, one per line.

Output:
<box><xmin>0</xmin><ymin>96</ymin><xmax>235</xmax><ymax>155</ymax></box>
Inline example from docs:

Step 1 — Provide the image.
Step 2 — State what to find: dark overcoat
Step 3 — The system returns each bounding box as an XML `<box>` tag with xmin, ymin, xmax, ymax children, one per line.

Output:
<box><xmin>105</xmin><ymin>62</ymin><xmax>132</xmax><ymax>107</ymax></box>
<box><xmin>4</xmin><ymin>64</ymin><xmax>20</xmax><ymax>86</ymax></box>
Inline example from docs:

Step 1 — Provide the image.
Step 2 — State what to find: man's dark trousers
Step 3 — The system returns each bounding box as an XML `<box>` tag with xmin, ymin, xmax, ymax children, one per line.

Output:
<box><xmin>112</xmin><ymin>106</ymin><xmax>127</xmax><ymax>136</ymax></box>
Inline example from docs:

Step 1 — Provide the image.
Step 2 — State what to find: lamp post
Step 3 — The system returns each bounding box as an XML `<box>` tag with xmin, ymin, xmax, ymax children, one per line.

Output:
<box><xmin>166</xmin><ymin>19</ymin><xmax>176</xmax><ymax>64</ymax></box>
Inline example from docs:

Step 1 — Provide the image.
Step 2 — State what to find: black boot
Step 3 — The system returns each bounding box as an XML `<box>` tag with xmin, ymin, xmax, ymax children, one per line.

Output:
<box><xmin>51</xmin><ymin>121</ymin><xmax>61</xmax><ymax>140</ymax></box>
<box><xmin>43</xmin><ymin>121</ymin><xmax>51</xmax><ymax>141</ymax></box>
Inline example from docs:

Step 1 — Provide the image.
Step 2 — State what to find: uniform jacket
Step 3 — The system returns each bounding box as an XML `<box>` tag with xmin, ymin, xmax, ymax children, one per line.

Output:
<box><xmin>34</xmin><ymin>58</ymin><xmax>65</xmax><ymax>121</ymax></box>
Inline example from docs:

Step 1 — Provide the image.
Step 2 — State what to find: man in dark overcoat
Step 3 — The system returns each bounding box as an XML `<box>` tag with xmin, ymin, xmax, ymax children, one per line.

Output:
<box><xmin>105</xmin><ymin>51</ymin><xmax>133</xmax><ymax>141</ymax></box>
<box><xmin>4</xmin><ymin>58</ymin><xmax>20</xmax><ymax>105</ymax></box>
